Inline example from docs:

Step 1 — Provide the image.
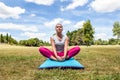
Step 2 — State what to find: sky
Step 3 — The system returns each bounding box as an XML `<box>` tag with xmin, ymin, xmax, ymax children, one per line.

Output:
<box><xmin>0</xmin><ymin>0</ymin><xmax>120</xmax><ymax>42</ymax></box>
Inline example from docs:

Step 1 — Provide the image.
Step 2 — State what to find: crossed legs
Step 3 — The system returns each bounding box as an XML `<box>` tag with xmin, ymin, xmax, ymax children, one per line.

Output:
<box><xmin>39</xmin><ymin>46</ymin><xmax>80</xmax><ymax>60</ymax></box>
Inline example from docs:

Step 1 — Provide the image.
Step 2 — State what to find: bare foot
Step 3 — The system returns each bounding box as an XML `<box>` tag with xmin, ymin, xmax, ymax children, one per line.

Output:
<box><xmin>65</xmin><ymin>56</ymin><xmax>70</xmax><ymax>60</ymax></box>
<box><xmin>50</xmin><ymin>56</ymin><xmax>57</xmax><ymax>61</ymax></box>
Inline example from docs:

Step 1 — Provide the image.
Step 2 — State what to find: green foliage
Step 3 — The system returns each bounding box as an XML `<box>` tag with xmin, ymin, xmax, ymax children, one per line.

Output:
<box><xmin>0</xmin><ymin>33</ymin><xmax>50</xmax><ymax>46</ymax></box>
<box><xmin>66</xmin><ymin>20</ymin><xmax>95</xmax><ymax>46</ymax></box>
<box><xmin>0</xmin><ymin>33</ymin><xmax>18</xmax><ymax>44</ymax></box>
<box><xmin>83</xmin><ymin>20</ymin><xmax>94</xmax><ymax>46</ymax></box>
<box><xmin>6</xmin><ymin>33</ymin><xmax>9</xmax><ymax>43</ymax></box>
<box><xmin>108</xmin><ymin>38</ymin><xmax>118</xmax><ymax>45</ymax></box>
<box><xmin>0</xmin><ymin>34</ymin><xmax>4</xmax><ymax>43</ymax></box>
<box><xmin>66</xmin><ymin>20</ymin><xmax>120</xmax><ymax>46</ymax></box>
<box><xmin>66</xmin><ymin>29</ymin><xmax>84</xmax><ymax>46</ymax></box>
<box><xmin>19</xmin><ymin>38</ymin><xmax>50</xmax><ymax>47</ymax></box>
<box><xmin>95</xmin><ymin>39</ymin><xmax>108</xmax><ymax>45</ymax></box>
<box><xmin>112</xmin><ymin>21</ymin><xmax>120</xmax><ymax>44</ymax></box>
<box><xmin>94</xmin><ymin>38</ymin><xmax>120</xmax><ymax>45</ymax></box>
<box><xmin>112</xmin><ymin>21</ymin><xmax>120</xmax><ymax>37</ymax></box>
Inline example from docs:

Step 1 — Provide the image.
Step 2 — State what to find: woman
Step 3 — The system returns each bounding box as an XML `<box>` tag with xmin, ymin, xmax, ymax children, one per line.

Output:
<box><xmin>39</xmin><ymin>23</ymin><xmax>80</xmax><ymax>61</ymax></box>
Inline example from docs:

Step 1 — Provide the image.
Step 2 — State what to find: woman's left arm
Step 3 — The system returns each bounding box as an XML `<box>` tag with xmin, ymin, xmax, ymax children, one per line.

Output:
<box><xmin>63</xmin><ymin>36</ymin><xmax>69</xmax><ymax>59</ymax></box>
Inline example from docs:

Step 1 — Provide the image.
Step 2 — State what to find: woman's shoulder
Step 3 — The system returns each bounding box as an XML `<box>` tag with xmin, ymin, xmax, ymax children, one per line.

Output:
<box><xmin>50</xmin><ymin>34</ymin><xmax>56</xmax><ymax>39</ymax></box>
<box><xmin>63</xmin><ymin>34</ymin><xmax>69</xmax><ymax>40</ymax></box>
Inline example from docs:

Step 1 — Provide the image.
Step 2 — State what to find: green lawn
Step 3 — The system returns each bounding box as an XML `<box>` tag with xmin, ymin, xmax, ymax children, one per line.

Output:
<box><xmin>0</xmin><ymin>44</ymin><xmax>120</xmax><ymax>80</ymax></box>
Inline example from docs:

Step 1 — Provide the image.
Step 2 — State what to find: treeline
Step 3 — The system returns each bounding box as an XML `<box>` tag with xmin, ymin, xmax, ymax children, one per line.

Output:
<box><xmin>67</xmin><ymin>20</ymin><xmax>94</xmax><ymax>46</ymax></box>
<box><xmin>67</xmin><ymin>30</ymin><xmax>120</xmax><ymax>45</ymax></box>
<box><xmin>0</xmin><ymin>33</ymin><xmax>18</xmax><ymax>44</ymax></box>
<box><xmin>66</xmin><ymin>20</ymin><xmax>120</xmax><ymax>45</ymax></box>
<box><xmin>95</xmin><ymin>38</ymin><xmax>120</xmax><ymax>45</ymax></box>
<box><xmin>0</xmin><ymin>33</ymin><xmax>50</xmax><ymax>46</ymax></box>
<box><xmin>67</xmin><ymin>29</ymin><xmax>83</xmax><ymax>46</ymax></box>
<box><xmin>1</xmin><ymin>20</ymin><xmax>120</xmax><ymax>46</ymax></box>
<box><xmin>19</xmin><ymin>38</ymin><xmax>50</xmax><ymax>46</ymax></box>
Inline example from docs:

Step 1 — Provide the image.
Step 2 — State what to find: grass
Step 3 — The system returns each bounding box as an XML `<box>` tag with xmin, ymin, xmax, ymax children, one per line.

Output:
<box><xmin>0</xmin><ymin>44</ymin><xmax>120</xmax><ymax>80</ymax></box>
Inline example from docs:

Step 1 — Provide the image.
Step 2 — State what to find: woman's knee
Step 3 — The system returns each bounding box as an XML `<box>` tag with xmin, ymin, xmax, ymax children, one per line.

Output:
<box><xmin>38</xmin><ymin>47</ymin><xmax>51</xmax><ymax>58</ymax></box>
<box><xmin>75</xmin><ymin>46</ymin><xmax>80</xmax><ymax>52</ymax></box>
<box><xmin>39</xmin><ymin>46</ymin><xmax>45</xmax><ymax>52</ymax></box>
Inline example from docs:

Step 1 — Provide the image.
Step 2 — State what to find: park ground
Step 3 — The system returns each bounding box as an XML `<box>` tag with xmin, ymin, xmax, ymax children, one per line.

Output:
<box><xmin>0</xmin><ymin>44</ymin><xmax>120</xmax><ymax>80</ymax></box>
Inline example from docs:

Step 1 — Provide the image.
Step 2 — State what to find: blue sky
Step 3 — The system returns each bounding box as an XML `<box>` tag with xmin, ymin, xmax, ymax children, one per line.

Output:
<box><xmin>0</xmin><ymin>0</ymin><xmax>120</xmax><ymax>42</ymax></box>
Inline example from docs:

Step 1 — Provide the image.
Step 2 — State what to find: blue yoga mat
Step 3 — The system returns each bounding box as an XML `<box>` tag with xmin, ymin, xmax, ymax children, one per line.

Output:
<box><xmin>38</xmin><ymin>58</ymin><xmax>84</xmax><ymax>69</ymax></box>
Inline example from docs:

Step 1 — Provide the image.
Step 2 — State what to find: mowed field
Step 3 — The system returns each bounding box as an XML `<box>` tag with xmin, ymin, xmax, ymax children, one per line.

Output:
<box><xmin>0</xmin><ymin>44</ymin><xmax>120</xmax><ymax>80</ymax></box>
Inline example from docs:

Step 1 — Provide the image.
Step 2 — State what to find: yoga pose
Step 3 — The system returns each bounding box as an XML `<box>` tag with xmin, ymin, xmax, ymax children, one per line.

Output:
<box><xmin>39</xmin><ymin>23</ymin><xmax>80</xmax><ymax>61</ymax></box>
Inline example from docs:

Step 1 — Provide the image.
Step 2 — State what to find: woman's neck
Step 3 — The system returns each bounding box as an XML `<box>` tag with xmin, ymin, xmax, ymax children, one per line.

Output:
<box><xmin>56</xmin><ymin>33</ymin><xmax>62</xmax><ymax>38</ymax></box>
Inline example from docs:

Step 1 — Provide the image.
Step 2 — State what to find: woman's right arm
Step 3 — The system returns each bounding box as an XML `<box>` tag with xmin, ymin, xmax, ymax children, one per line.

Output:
<box><xmin>50</xmin><ymin>37</ymin><xmax>57</xmax><ymax>57</ymax></box>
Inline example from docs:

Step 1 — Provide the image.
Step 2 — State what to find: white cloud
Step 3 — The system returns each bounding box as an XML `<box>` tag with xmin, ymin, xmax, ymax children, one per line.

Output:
<box><xmin>0</xmin><ymin>23</ymin><xmax>38</xmax><ymax>32</ymax></box>
<box><xmin>0</xmin><ymin>32</ymin><xmax>10</xmax><ymax>35</ymax></box>
<box><xmin>62</xmin><ymin>20</ymin><xmax>71</xmax><ymax>25</ymax></box>
<box><xmin>12</xmin><ymin>36</ymin><xmax>22</xmax><ymax>41</ymax></box>
<box><xmin>43</xmin><ymin>18</ymin><xmax>71</xmax><ymax>27</ymax></box>
<box><xmin>95</xmin><ymin>33</ymin><xmax>108</xmax><ymax>40</ymax></box>
<box><xmin>60</xmin><ymin>0</ymin><xmax>69</xmax><ymax>2</ymax></box>
<box><xmin>94</xmin><ymin>27</ymin><xmax>113</xmax><ymax>40</ymax></box>
<box><xmin>61</xmin><ymin>0</ymin><xmax>88</xmax><ymax>11</ymax></box>
<box><xmin>0</xmin><ymin>31</ymin><xmax>21</xmax><ymax>41</ymax></box>
<box><xmin>60</xmin><ymin>6</ymin><xmax>65</xmax><ymax>12</ymax></box>
<box><xmin>0</xmin><ymin>2</ymin><xmax>25</xmax><ymax>19</ymax></box>
<box><xmin>94</xmin><ymin>33</ymin><xmax>116</xmax><ymax>40</ymax></box>
<box><xmin>30</xmin><ymin>14</ymin><xmax>36</xmax><ymax>17</ymax></box>
<box><xmin>90</xmin><ymin>0</ymin><xmax>120</xmax><ymax>13</ymax></box>
<box><xmin>25</xmin><ymin>0</ymin><xmax>54</xmax><ymax>6</ymax></box>
<box><xmin>21</xmin><ymin>32</ymin><xmax>46</xmax><ymax>40</ymax></box>
<box><xmin>71</xmin><ymin>10</ymin><xmax>91</xmax><ymax>16</ymax></box>
<box><xmin>74</xmin><ymin>20</ymin><xmax>85</xmax><ymax>28</ymax></box>
<box><xmin>95</xmin><ymin>27</ymin><xmax>112</xmax><ymax>33</ymax></box>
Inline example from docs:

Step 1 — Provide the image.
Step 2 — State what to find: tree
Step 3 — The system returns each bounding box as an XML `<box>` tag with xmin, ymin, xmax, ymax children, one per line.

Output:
<box><xmin>9</xmin><ymin>35</ymin><xmax>11</xmax><ymax>44</ymax></box>
<box><xmin>33</xmin><ymin>38</ymin><xmax>40</xmax><ymax>46</ymax></box>
<box><xmin>109</xmin><ymin>38</ymin><xmax>117</xmax><ymax>45</ymax></box>
<box><xmin>0</xmin><ymin>34</ymin><xmax>4</xmax><ymax>43</ymax></box>
<box><xmin>0</xmin><ymin>34</ymin><xmax>1</xmax><ymax>43</ymax></box>
<box><xmin>112</xmin><ymin>21</ymin><xmax>120</xmax><ymax>44</ymax></box>
<box><xmin>71</xmin><ymin>32</ymin><xmax>77</xmax><ymax>45</ymax></box>
<box><xmin>6</xmin><ymin>33</ymin><xmax>9</xmax><ymax>43</ymax></box>
<box><xmin>66</xmin><ymin>28</ymin><xmax>84</xmax><ymax>46</ymax></box>
<box><xmin>76</xmin><ymin>28</ymin><xmax>84</xmax><ymax>45</ymax></box>
<box><xmin>95</xmin><ymin>39</ymin><xmax>102</xmax><ymax>45</ymax></box>
<box><xmin>83</xmin><ymin>20</ymin><xmax>94</xmax><ymax>46</ymax></box>
<box><xmin>66</xmin><ymin>31</ymin><xmax>71</xmax><ymax>45</ymax></box>
<box><xmin>11</xmin><ymin>38</ymin><xmax>18</xmax><ymax>44</ymax></box>
<box><xmin>19</xmin><ymin>38</ymin><xmax>50</xmax><ymax>46</ymax></box>
<box><xmin>0</xmin><ymin>33</ymin><xmax>17</xmax><ymax>44</ymax></box>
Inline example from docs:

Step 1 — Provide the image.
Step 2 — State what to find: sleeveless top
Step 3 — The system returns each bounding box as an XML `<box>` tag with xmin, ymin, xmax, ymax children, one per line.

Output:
<box><xmin>51</xmin><ymin>34</ymin><xmax>67</xmax><ymax>52</ymax></box>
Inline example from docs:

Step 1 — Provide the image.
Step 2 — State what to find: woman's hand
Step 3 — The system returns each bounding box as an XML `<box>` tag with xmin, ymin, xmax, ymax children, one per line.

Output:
<box><xmin>61</xmin><ymin>55</ymin><xmax>66</xmax><ymax>61</ymax></box>
<box><xmin>56</xmin><ymin>56</ymin><xmax>63</xmax><ymax>61</ymax></box>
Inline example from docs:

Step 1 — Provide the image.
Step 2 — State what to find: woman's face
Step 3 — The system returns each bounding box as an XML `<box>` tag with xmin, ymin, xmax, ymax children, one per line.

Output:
<box><xmin>55</xmin><ymin>24</ymin><xmax>63</xmax><ymax>33</ymax></box>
